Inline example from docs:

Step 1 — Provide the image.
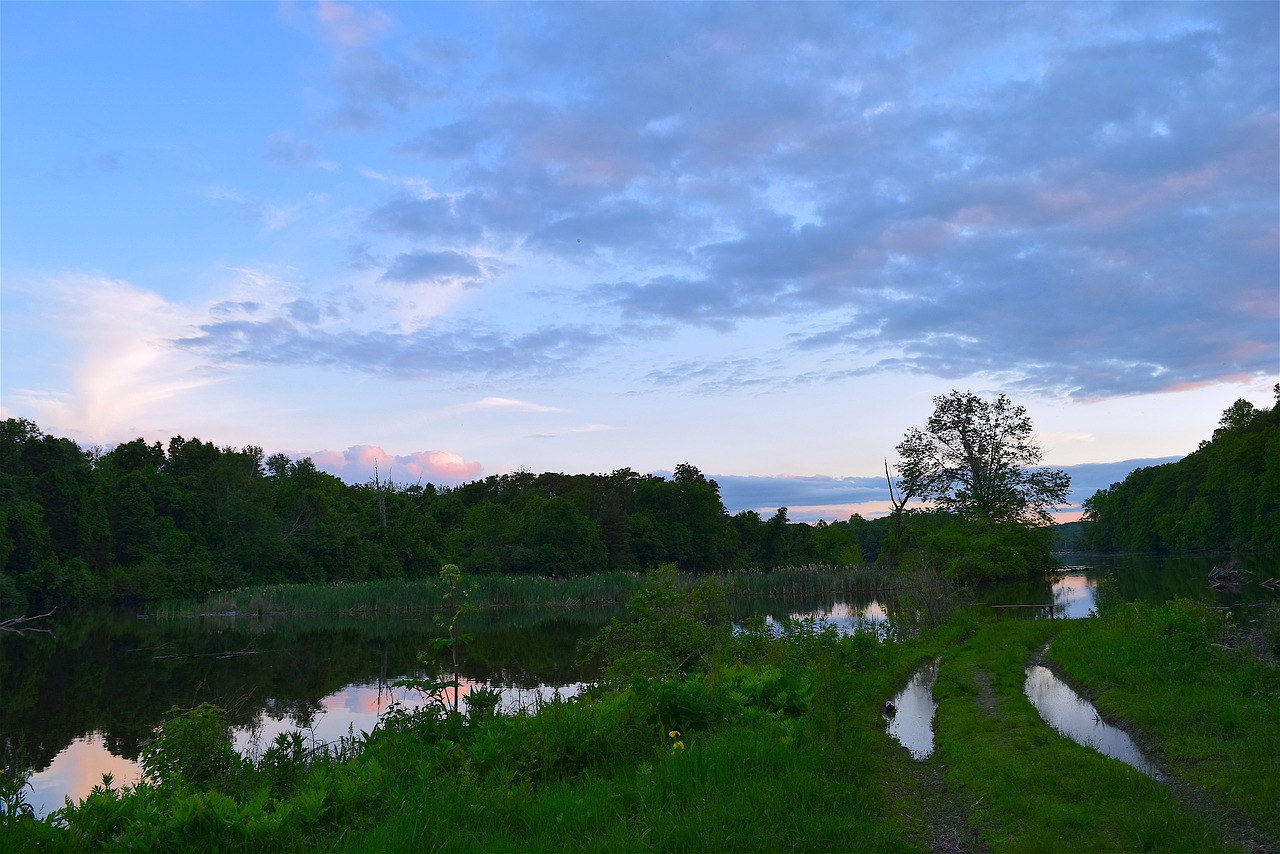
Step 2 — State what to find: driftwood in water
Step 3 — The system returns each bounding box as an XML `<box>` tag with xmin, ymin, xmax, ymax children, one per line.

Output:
<box><xmin>1209</xmin><ymin>558</ymin><xmax>1248</xmax><ymax>586</ymax></box>
<box><xmin>0</xmin><ymin>608</ymin><xmax>56</xmax><ymax>636</ymax></box>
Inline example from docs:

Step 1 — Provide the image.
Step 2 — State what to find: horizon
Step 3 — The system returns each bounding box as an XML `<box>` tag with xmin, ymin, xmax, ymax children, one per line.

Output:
<box><xmin>3</xmin><ymin>3</ymin><xmax>1276</xmax><ymax>525</ymax></box>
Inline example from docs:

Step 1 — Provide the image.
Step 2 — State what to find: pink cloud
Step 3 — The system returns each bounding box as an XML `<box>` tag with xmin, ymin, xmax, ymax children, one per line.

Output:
<box><xmin>304</xmin><ymin>444</ymin><xmax>483</xmax><ymax>486</ymax></box>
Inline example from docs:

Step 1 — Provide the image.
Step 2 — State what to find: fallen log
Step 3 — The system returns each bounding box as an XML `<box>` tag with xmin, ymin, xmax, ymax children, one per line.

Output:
<box><xmin>0</xmin><ymin>608</ymin><xmax>56</xmax><ymax>636</ymax></box>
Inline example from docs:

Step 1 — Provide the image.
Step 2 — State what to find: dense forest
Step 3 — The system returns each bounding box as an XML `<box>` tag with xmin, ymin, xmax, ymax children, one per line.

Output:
<box><xmin>0</xmin><ymin>419</ymin><xmax>888</xmax><ymax>610</ymax></box>
<box><xmin>1082</xmin><ymin>387</ymin><xmax>1280</xmax><ymax>553</ymax></box>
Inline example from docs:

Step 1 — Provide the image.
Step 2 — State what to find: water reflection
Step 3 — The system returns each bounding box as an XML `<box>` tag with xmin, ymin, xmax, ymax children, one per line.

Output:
<box><xmin>1051</xmin><ymin>574</ymin><xmax>1101</xmax><ymax>619</ymax></box>
<box><xmin>1023</xmin><ymin>664</ymin><xmax>1163</xmax><ymax>779</ymax></box>
<box><xmin>884</xmin><ymin>658</ymin><xmax>939</xmax><ymax>760</ymax></box>
<box><xmin>28</xmin><ymin>679</ymin><xmax>588</xmax><ymax>818</ymax></box>
<box><xmin>761</xmin><ymin>599</ymin><xmax>891</xmax><ymax>637</ymax></box>
<box><xmin>24</xmin><ymin>734</ymin><xmax>141</xmax><ymax>819</ymax></box>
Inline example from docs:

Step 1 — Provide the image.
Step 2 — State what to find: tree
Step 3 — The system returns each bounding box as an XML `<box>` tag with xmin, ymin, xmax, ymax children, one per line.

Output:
<box><xmin>896</xmin><ymin>390</ymin><xmax>1069</xmax><ymax>525</ymax></box>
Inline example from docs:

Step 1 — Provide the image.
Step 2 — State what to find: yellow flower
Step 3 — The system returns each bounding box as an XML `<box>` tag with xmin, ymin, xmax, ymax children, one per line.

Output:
<box><xmin>668</xmin><ymin>730</ymin><xmax>680</xmax><ymax>738</ymax></box>
<box><xmin>672</xmin><ymin>741</ymin><xmax>685</xmax><ymax>750</ymax></box>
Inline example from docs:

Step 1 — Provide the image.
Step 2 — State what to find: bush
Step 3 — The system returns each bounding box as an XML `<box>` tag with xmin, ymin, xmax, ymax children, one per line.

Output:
<box><xmin>909</xmin><ymin>517</ymin><xmax>1053</xmax><ymax>582</ymax></box>
<box><xmin>140</xmin><ymin>703</ymin><xmax>247</xmax><ymax>793</ymax></box>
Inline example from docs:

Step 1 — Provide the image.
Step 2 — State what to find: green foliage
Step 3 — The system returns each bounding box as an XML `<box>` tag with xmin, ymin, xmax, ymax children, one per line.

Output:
<box><xmin>140</xmin><ymin>703</ymin><xmax>247</xmax><ymax>792</ymax></box>
<box><xmin>12</xmin><ymin>595</ymin><xmax>1277</xmax><ymax>852</ymax></box>
<box><xmin>1083</xmin><ymin>395</ymin><xmax>1279</xmax><ymax>553</ymax></box>
<box><xmin>584</xmin><ymin>565</ymin><xmax>730</xmax><ymax>681</ymax></box>
<box><xmin>0</xmin><ymin>764</ymin><xmax>36</xmax><ymax>825</ymax></box>
<box><xmin>896</xmin><ymin>390</ymin><xmax>1070</xmax><ymax>525</ymax></box>
<box><xmin>908</xmin><ymin>516</ymin><xmax>1054</xmax><ymax>582</ymax></box>
<box><xmin>1051</xmin><ymin>600</ymin><xmax>1280</xmax><ymax>833</ymax></box>
<box><xmin>4</xmin><ymin>420</ymin><xmax>894</xmax><ymax>608</ymax></box>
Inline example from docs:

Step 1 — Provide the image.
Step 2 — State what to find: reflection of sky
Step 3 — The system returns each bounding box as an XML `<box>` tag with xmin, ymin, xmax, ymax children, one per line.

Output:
<box><xmin>886</xmin><ymin>660</ymin><xmax>939</xmax><ymax>760</ymax></box>
<box><xmin>1051</xmin><ymin>574</ymin><xmax>1100</xmax><ymax>619</ymax></box>
<box><xmin>758</xmin><ymin>600</ymin><xmax>888</xmax><ymax>637</ymax></box>
<box><xmin>26</xmin><ymin>733</ymin><xmax>141</xmax><ymax>819</ymax></box>
<box><xmin>1023</xmin><ymin>665</ymin><xmax>1161</xmax><ymax>779</ymax></box>
<box><xmin>28</xmin><ymin>679</ymin><xmax>586</xmax><ymax>819</ymax></box>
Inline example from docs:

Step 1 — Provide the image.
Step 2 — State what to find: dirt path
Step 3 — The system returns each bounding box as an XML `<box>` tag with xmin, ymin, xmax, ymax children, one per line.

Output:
<box><xmin>889</xmin><ymin>752</ymin><xmax>987</xmax><ymax>854</ymax></box>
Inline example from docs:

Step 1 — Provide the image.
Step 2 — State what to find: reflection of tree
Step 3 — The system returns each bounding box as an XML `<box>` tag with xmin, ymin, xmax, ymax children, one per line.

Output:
<box><xmin>0</xmin><ymin>606</ymin><xmax>613</xmax><ymax>772</ymax></box>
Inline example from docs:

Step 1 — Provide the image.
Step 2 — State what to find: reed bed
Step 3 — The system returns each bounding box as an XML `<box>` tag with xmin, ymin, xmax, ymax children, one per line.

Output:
<box><xmin>147</xmin><ymin>564</ymin><xmax>899</xmax><ymax>620</ymax></box>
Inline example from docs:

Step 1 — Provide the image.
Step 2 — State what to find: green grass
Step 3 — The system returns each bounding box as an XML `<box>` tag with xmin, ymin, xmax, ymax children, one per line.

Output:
<box><xmin>931</xmin><ymin>617</ymin><xmax>1229</xmax><ymax>852</ymax></box>
<box><xmin>1049</xmin><ymin>600</ymin><xmax>1280</xmax><ymax>836</ymax></box>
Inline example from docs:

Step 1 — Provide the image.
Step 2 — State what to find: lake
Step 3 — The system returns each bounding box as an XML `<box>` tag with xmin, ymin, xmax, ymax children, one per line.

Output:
<box><xmin>3</xmin><ymin>553</ymin><xmax>1275</xmax><ymax>817</ymax></box>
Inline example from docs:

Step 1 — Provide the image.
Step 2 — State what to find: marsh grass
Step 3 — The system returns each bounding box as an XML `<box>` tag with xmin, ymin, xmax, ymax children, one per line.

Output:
<box><xmin>11</xmin><ymin>585</ymin><xmax>1269</xmax><ymax>852</ymax></box>
<box><xmin>149</xmin><ymin>564</ymin><xmax>896</xmax><ymax>620</ymax></box>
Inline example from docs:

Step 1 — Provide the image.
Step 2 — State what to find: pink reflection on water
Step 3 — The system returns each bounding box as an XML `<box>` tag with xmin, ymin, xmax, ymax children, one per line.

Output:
<box><xmin>27</xmin><ymin>733</ymin><xmax>141</xmax><ymax>819</ymax></box>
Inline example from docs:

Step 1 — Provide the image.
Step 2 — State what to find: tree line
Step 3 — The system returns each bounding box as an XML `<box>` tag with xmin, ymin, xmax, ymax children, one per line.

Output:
<box><xmin>1082</xmin><ymin>387</ymin><xmax>1280</xmax><ymax>553</ymax></box>
<box><xmin>0</xmin><ymin>419</ymin><xmax>893</xmax><ymax>610</ymax></box>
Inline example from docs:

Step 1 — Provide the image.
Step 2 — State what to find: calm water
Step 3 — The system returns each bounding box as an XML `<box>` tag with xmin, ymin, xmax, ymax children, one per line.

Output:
<box><xmin>5</xmin><ymin>553</ymin><xmax>1275</xmax><ymax>816</ymax></box>
<box><xmin>884</xmin><ymin>658</ymin><xmax>940</xmax><ymax>760</ymax></box>
<box><xmin>1023</xmin><ymin>664</ymin><xmax>1163</xmax><ymax>779</ymax></box>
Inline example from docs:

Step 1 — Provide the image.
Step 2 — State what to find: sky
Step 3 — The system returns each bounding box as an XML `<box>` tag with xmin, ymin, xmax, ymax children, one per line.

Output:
<box><xmin>2</xmin><ymin>1</ymin><xmax>1277</xmax><ymax>523</ymax></box>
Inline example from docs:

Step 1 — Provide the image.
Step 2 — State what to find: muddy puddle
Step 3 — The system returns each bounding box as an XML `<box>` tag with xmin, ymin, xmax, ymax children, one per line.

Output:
<box><xmin>885</xmin><ymin>658</ymin><xmax>940</xmax><ymax>760</ymax></box>
<box><xmin>1023</xmin><ymin>664</ymin><xmax>1164</xmax><ymax>779</ymax></box>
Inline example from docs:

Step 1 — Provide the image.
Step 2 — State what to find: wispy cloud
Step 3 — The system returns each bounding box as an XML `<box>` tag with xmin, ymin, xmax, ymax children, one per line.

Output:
<box><xmin>448</xmin><ymin>397</ymin><xmax>569</xmax><ymax>414</ymax></box>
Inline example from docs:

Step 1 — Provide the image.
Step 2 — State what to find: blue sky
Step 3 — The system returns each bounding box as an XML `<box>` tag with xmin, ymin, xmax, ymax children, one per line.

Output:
<box><xmin>2</xmin><ymin>1</ymin><xmax>1276</xmax><ymax>522</ymax></box>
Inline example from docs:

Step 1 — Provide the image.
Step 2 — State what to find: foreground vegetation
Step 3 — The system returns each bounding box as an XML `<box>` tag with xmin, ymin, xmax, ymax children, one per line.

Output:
<box><xmin>3</xmin><ymin>569</ymin><xmax>1276</xmax><ymax>852</ymax></box>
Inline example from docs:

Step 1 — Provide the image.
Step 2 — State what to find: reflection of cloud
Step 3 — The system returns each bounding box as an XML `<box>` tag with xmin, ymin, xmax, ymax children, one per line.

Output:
<box><xmin>28</xmin><ymin>734</ymin><xmax>141</xmax><ymax>819</ymax></box>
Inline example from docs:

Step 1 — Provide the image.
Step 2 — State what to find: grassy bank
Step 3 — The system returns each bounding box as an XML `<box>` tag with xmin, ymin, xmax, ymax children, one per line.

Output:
<box><xmin>1050</xmin><ymin>600</ymin><xmax>1280</xmax><ymax>835</ymax></box>
<box><xmin>4</xmin><ymin>577</ymin><xmax>1275</xmax><ymax>851</ymax></box>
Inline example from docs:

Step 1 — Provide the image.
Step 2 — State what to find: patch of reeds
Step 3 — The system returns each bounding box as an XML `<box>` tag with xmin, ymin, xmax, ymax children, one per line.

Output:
<box><xmin>148</xmin><ymin>564</ymin><xmax>899</xmax><ymax>620</ymax></box>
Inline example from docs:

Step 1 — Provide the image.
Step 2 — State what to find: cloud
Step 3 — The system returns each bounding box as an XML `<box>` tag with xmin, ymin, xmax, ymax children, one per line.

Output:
<box><xmin>263</xmin><ymin>131</ymin><xmax>335</xmax><ymax>169</ymax></box>
<box><xmin>711</xmin><ymin>457</ymin><xmax>1184</xmax><ymax>523</ymax></box>
<box><xmin>714</xmin><ymin>473</ymin><xmax>889</xmax><ymax>519</ymax></box>
<box><xmin>380</xmin><ymin>250</ymin><xmax>487</xmax><ymax>286</ymax></box>
<box><xmin>307</xmin><ymin>444</ymin><xmax>482</xmax><ymax>485</ymax></box>
<box><xmin>175</xmin><ymin>315</ymin><xmax>613</xmax><ymax>380</ymax></box>
<box><xmin>359</xmin><ymin>2</ymin><xmax>1275</xmax><ymax>399</ymax></box>
<box><xmin>313</xmin><ymin>1</ymin><xmax>392</xmax><ymax>47</ymax></box>
<box><xmin>448</xmin><ymin>397</ymin><xmax>568</xmax><ymax>414</ymax></box>
<box><xmin>528</xmin><ymin>423</ymin><xmax>612</xmax><ymax>439</ymax></box>
<box><xmin>327</xmin><ymin>47</ymin><xmax>442</xmax><ymax>130</ymax></box>
<box><xmin>12</xmin><ymin>275</ymin><xmax>218</xmax><ymax>444</ymax></box>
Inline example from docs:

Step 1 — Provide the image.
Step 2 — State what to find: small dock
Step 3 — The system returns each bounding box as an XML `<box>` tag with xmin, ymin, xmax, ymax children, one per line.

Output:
<box><xmin>991</xmin><ymin>603</ymin><xmax>1056</xmax><ymax>621</ymax></box>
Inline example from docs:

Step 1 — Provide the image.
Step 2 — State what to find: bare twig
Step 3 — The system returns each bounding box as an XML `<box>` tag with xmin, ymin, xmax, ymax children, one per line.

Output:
<box><xmin>0</xmin><ymin>608</ymin><xmax>56</xmax><ymax>636</ymax></box>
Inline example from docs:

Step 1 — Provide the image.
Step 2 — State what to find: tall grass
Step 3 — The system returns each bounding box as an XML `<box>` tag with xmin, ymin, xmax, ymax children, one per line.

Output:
<box><xmin>149</xmin><ymin>564</ymin><xmax>897</xmax><ymax>620</ymax></box>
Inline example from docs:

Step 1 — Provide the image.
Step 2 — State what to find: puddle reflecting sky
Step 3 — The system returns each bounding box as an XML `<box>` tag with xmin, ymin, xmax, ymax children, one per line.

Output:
<box><xmin>1023</xmin><ymin>665</ymin><xmax>1162</xmax><ymax>779</ymax></box>
<box><xmin>885</xmin><ymin>659</ymin><xmax>939</xmax><ymax>760</ymax></box>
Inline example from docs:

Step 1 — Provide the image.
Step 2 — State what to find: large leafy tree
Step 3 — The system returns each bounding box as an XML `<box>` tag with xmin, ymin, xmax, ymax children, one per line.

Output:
<box><xmin>896</xmin><ymin>390</ymin><xmax>1069</xmax><ymax>525</ymax></box>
